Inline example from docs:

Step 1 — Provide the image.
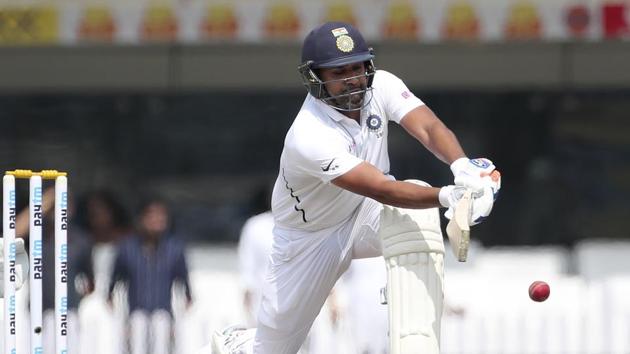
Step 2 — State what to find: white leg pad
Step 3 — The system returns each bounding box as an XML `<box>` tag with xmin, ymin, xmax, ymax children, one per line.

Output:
<box><xmin>379</xmin><ymin>180</ymin><xmax>445</xmax><ymax>354</ymax></box>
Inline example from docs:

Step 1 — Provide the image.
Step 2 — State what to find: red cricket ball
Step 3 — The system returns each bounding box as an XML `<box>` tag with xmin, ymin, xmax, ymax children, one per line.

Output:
<box><xmin>529</xmin><ymin>281</ymin><xmax>550</xmax><ymax>302</ymax></box>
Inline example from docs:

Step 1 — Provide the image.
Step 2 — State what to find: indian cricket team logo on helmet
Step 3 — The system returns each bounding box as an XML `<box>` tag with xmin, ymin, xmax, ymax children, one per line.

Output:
<box><xmin>367</xmin><ymin>114</ymin><xmax>383</xmax><ymax>134</ymax></box>
<box><xmin>336</xmin><ymin>35</ymin><xmax>354</xmax><ymax>52</ymax></box>
<box><xmin>331</xmin><ymin>27</ymin><xmax>354</xmax><ymax>53</ymax></box>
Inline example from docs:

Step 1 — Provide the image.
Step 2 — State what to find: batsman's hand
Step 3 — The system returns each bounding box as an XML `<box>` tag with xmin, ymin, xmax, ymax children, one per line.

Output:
<box><xmin>438</xmin><ymin>185</ymin><xmax>467</xmax><ymax>210</ymax></box>
<box><xmin>450</xmin><ymin>157</ymin><xmax>501</xmax><ymax>199</ymax></box>
<box><xmin>0</xmin><ymin>238</ymin><xmax>29</xmax><ymax>297</ymax></box>
<box><xmin>440</xmin><ymin>185</ymin><xmax>495</xmax><ymax>226</ymax></box>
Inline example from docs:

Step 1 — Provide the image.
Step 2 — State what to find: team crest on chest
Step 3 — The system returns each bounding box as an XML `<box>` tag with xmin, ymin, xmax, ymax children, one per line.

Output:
<box><xmin>366</xmin><ymin>114</ymin><xmax>383</xmax><ymax>137</ymax></box>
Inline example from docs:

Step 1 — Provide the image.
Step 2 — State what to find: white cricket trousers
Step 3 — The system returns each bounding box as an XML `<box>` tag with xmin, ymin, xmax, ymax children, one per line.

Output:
<box><xmin>42</xmin><ymin>310</ymin><xmax>79</xmax><ymax>354</ymax></box>
<box><xmin>253</xmin><ymin>198</ymin><xmax>383</xmax><ymax>354</ymax></box>
<box><xmin>129</xmin><ymin>309</ymin><xmax>172</xmax><ymax>354</ymax></box>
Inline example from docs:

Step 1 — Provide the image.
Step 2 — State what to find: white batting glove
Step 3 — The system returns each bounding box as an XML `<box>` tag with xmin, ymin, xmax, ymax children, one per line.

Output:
<box><xmin>0</xmin><ymin>238</ymin><xmax>29</xmax><ymax>298</ymax></box>
<box><xmin>450</xmin><ymin>157</ymin><xmax>501</xmax><ymax>199</ymax></box>
<box><xmin>440</xmin><ymin>185</ymin><xmax>495</xmax><ymax>226</ymax></box>
<box><xmin>438</xmin><ymin>185</ymin><xmax>467</xmax><ymax>209</ymax></box>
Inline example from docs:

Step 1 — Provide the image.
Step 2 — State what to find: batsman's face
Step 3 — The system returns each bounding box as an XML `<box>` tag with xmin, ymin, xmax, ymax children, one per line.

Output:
<box><xmin>319</xmin><ymin>62</ymin><xmax>368</xmax><ymax>110</ymax></box>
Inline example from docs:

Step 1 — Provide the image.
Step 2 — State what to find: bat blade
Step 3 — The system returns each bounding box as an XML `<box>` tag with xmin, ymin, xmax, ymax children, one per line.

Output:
<box><xmin>446</xmin><ymin>189</ymin><xmax>472</xmax><ymax>262</ymax></box>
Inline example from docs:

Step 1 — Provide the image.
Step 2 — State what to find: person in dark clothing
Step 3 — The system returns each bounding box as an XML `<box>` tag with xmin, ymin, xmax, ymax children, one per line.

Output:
<box><xmin>108</xmin><ymin>196</ymin><xmax>192</xmax><ymax>354</ymax></box>
<box><xmin>75</xmin><ymin>189</ymin><xmax>131</xmax><ymax>245</ymax></box>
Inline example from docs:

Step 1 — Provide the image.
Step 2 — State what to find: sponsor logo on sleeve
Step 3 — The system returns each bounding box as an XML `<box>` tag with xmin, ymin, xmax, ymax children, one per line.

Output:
<box><xmin>321</xmin><ymin>158</ymin><xmax>338</xmax><ymax>172</ymax></box>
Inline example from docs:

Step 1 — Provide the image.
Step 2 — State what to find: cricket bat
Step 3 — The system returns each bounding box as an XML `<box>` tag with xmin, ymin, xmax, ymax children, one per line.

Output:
<box><xmin>446</xmin><ymin>189</ymin><xmax>472</xmax><ymax>262</ymax></box>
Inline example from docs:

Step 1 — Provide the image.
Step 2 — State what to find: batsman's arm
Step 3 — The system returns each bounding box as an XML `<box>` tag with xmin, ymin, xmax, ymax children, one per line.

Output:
<box><xmin>399</xmin><ymin>105</ymin><xmax>466</xmax><ymax>165</ymax></box>
<box><xmin>332</xmin><ymin>162</ymin><xmax>453</xmax><ymax>209</ymax></box>
<box><xmin>400</xmin><ymin>105</ymin><xmax>503</xmax><ymax>197</ymax></box>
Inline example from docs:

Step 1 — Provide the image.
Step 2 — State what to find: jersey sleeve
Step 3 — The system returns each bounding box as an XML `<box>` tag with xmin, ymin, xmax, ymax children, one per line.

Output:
<box><xmin>290</xmin><ymin>130</ymin><xmax>363</xmax><ymax>183</ymax></box>
<box><xmin>376</xmin><ymin>70</ymin><xmax>425</xmax><ymax>124</ymax></box>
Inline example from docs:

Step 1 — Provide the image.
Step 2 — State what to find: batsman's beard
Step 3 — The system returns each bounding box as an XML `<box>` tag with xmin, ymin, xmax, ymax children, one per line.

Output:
<box><xmin>324</xmin><ymin>86</ymin><xmax>373</xmax><ymax>112</ymax></box>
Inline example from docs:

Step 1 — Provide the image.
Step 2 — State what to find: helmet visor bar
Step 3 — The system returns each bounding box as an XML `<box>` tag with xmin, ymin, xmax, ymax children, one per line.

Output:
<box><xmin>320</xmin><ymin>70</ymin><xmax>375</xmax><ymax>111</ymax></box>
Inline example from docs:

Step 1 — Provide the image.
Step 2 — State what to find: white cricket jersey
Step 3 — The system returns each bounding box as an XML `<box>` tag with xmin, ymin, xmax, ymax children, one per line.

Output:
<box><xmin>271</xmin><ymin>69</ymin><xmax>424</xmax><ymax>231</ymax></box>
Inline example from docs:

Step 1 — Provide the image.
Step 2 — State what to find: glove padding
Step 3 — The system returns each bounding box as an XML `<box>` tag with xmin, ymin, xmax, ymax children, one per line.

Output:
<box><xmin>450</xmin><ymin>157</ymin><xmax>501</xmax><ymax>199</ymax></box>
<box><xmin>440</xmin><ymin>185</ymin><xmax>495</xmax><ymax>226</ymax></box>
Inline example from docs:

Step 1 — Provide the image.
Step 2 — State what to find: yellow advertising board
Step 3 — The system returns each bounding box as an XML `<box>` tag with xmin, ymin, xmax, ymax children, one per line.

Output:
<box><xmin>0</xmin><ymin>6</ymin><xmax>58</xmax><ymax>44</ymax></box>
<box><xmin>0</xmin><ymin>0</ymin><xmax>625</xmax><ymax>45</ymax></box>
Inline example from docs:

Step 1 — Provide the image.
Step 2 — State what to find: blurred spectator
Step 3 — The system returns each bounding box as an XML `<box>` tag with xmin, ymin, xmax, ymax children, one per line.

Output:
<box><xmin>238</xmin><ymin>209</ymin><xmax>274</xmax><ymax>326</ymax></box>
<box><xmin>108</xmin><ymin>196</ymin><xmax>192</xmax><ymax>354</ymax></box>
<box><xmin>75</xmin><ymin>189</ymin><xmax>131</xmax><ymax>245</ymax></box>
<box><xmin>73</xmin><ymin>189</ymin><xmax>131</xmax><ymax>303</ymax></box>
<box><xmin>237</xmin><ymin>184</ymin><xmax>274</xmax><ymax>325</ymax></box>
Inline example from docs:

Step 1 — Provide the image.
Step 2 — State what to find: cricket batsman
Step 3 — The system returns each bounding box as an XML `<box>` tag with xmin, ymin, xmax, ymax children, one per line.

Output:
<box><xmin>209</xmin><ymin>21</ymin><xmax>501</xmax><ymax>354</ymax></box>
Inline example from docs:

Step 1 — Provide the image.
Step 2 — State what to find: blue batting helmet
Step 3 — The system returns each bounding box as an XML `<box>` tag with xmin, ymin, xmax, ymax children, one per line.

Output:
<box><xmin>298</xmin><ymin>22</ymin><xmax>376</xmax><ymax>111</ymax></box>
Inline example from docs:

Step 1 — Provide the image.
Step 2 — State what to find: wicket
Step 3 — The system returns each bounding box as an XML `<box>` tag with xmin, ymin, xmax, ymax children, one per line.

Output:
<box><xmin>3</xmin><ymin>170</ymin><xmax>68</xmax><ymax>354</ymax></box>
